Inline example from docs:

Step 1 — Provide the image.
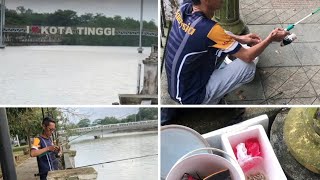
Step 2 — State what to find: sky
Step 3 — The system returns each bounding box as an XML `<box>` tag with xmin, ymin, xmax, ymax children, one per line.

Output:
<box><xmin>7</xmin><ymin>0</ymin><xmax>158</xmax><ymax>23</ymax></box>
<box><xmin>61</xmin><ymin>107</ymin><xmax>139</xmax><ymax>123</ymax></box>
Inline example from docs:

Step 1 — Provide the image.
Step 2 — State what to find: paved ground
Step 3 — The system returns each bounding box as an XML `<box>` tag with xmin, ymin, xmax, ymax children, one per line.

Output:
<box><xmin>16</xmin><ymin>157</ymin><xmax>39</xmax><ymax>180</ymax></box>
<box><xmin>161</xmin><ymin>0</ymin><xmax>320</xmax><ymax>105</ymax></box>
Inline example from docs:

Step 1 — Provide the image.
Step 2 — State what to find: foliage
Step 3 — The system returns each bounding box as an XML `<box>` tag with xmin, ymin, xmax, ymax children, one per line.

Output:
<box><xmin>77</xmin><ymin>119</ymin><xmax>91</xmax><ymax>128</ymax></box>
<box><xmin>137</xmin><ymin>108</ymin><xmax>158</xmax><ymax>120</ymax></box>
<box><xmin>89</xmin><ymin>108</ymin><xmax>158</xmax><ymax>126</ymax></box>
<box><xmin>5</xmin><ymin>7</ymin><xmax>157</xmax><ymax>46</ymax></box>
<box><xmin>6</xmin><ymin>108</ymin><xmax>62</xmax><ymax>149</ymax></box>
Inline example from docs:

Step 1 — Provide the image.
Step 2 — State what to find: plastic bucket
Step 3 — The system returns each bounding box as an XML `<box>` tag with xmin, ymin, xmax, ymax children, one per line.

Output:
<box><xmin>166</xmin><ymin>148</ymin><xmax>245</xmax><ymax>180</ymax></box>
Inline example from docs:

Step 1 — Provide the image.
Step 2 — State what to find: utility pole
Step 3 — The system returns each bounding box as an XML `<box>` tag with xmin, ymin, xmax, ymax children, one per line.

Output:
<box><xmin>0</xmin><ymin>0</ymin><xmax>6</xmax><ymax>48</ymax></box>
<box><xmin>138</xmin><ymin>0</ymin><xmax>144</xmax><ymax>53</ymax></box>
<box><xmin>0</xmin><ymin>108</ymin><xmax>18</xmax><ymax>180</ymax></box>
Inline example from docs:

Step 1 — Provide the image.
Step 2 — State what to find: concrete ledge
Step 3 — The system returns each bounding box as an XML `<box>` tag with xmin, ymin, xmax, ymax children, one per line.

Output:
<box><xmin>118</xmin><ymin>94</ymin><xmax>158</xmax><ymax>104</ymax></box>
<box><xmin>47</xmin><ymin>167</ymin><xmax>97</xmax><ymax>180</ymax></box>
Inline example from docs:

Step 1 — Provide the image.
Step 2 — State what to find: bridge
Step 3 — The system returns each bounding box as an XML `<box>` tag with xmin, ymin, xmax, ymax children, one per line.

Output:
<box><xmin>58</xmin><ymin>120</ymin><xmax>158</xmax><ymax>137</ymax></box>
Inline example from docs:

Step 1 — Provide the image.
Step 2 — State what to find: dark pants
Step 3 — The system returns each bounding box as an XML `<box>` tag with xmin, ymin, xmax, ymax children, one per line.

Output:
<box><xmin>40</xmin><ymin>172</ymin><xmax>48</xmax><ymax>180</ymax></box>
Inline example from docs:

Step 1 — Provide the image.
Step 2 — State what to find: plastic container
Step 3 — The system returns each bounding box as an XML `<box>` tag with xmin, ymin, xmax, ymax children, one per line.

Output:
<box><xmin>166</xmin><ymin>148</ymin><xmax>245</xmax><ymax>180</ymax></box>
<box><xmin>161</xmin><ymin>125</ymin><xmax>211</xmax><ymax>179</ymax></box>
<box><xmin>221</xmin><ymin>125</ymin><xmax>287</xmax><ymax>180</ymax></box>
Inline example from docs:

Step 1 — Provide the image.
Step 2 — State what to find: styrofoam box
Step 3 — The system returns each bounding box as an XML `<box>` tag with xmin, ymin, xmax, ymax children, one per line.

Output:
<box><xmin>221</xmin><ymin>125</ymin><xmax>287</xmax><ymax>180</ymax></box>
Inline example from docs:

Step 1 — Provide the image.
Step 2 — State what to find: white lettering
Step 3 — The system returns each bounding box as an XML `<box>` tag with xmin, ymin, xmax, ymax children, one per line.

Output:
<box><xmin>27</xmin><ymin>26</ymin><xmax>116</xmax><ymax>36</ymax></box>
<box><xmin>77</xmin><ymin>27</ymin><xmax>84</xmax><ymax>35</ymax></box>
<box><xmin>41</xmin><ymin>26</ymin><xmax>49</xmax><ymax>34</ymax></box>
<box><xmin>96</xmin><ymin>28</ymin><xmax>103</xmax><ymax>35</ymax></box>
<box><xmin>112</xmin><ymin>28</ymin><xmax>115</xmax><ymax>36</ymax></box>
<box><xmin>49</xmin><ymin>27</ymin><xmax>57</xmax><ymax>34</ymax></box>
<box><xmin>57</xmin><ymin>27</ymin><xmax>64</xmax><ymax>34</ymax></box>
<box><xmin>104</xmin><ymin>28</ymin><xmax>111</xmax><ymax>35</ymax></box>
<box><xmin>88</xmin><ymin>27</ymin><xmax>95</xmax><ymax>35</ymax></box>
<box><xmin>65</xmin><ymin>27</ymin><xmax>73</xmax><ymax>35</ymax></box>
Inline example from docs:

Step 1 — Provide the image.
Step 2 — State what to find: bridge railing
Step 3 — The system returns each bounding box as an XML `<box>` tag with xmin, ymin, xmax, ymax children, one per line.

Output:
<box><xmin>58</xmin><ymin>120</ymin><xmax>157</xmax><ymax>134</ymax></box>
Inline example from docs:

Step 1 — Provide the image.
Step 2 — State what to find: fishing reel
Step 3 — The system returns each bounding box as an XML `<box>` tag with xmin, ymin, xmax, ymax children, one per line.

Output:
<box><xmin>280</xmin><ymin>33</ymin><xmax>297</xmax><ymax>47</ymax></box>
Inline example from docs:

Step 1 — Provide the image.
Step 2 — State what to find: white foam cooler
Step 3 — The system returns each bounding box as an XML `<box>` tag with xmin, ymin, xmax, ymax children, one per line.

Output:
<box><xmin>221</xmin><ymin>125</ymin><xmax>287</xmax><ymax>180</ymax></box>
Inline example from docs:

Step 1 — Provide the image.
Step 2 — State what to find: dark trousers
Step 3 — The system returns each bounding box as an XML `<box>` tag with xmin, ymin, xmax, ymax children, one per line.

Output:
<box><xmin>39</xmin><ymin>172</ymin><xmax>48</xmax><ymax>180</ymax></box>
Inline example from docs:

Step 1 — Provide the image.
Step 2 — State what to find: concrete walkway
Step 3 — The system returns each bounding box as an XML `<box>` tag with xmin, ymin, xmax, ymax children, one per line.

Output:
<box><xmin>16</xmin><ymin>157</ymin><xmax>39</xmax><ymax>180</ymax></box>
<box><xmin>161</xmin><ymin>0</ymin><xmax>320</xmax><ymax>105</ymax></box>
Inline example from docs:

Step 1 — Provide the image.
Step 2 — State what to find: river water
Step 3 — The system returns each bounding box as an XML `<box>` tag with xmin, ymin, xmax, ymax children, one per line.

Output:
<box><xmin>0</xmin><ymin>46</ymin><xmax>151</xmax><ymax>104</ymax></box>
<box><xmin>70</xmin><ymin>131</ymin><xmax>158</xmax><ymax>180</ymax></box>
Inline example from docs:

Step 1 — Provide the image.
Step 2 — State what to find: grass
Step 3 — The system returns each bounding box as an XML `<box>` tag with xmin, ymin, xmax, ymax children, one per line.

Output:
<box><xmin>12</xmin><ymin>145</ymin><xmax>28</xmax><ymax>153</ymax></box>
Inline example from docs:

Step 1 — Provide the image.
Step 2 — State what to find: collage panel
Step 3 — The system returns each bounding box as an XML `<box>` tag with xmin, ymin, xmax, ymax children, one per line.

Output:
<box><xmin>161</xmin><ymin>107</ymin><xmax>320</xmax><ymax>180</ymax></box>
<box><xmin>160</xmin><ymin>0</ymin><xmax>320</xmax><ymax>105</ymax></box>
<box><xmin>0</xmin><ymin>0</ymin><xmax>158</xmax><ymax>105</ymax></box>
<box><xmin>0</xmin><ymin>107</ymin><xmax>158</xmax><ymax>180</ymax></box>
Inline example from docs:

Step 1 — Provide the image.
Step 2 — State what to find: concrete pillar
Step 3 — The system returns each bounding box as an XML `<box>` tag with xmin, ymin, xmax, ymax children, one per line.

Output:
<box><xmin>213</xmin><ymin>0</ymin><xmax>248</xmax><ymax>35</ymax></box>
<box><xmin>138</xmin><ymin>0</ymin><xmax>144</xmax><ymax>53</ymax></box>
<box><xmin>140</xmin><ymin>45</ymin><xmax>158</xmax><ymax>95</ymax></box>
<box><xmin>0</xmin><ymin>108</ymin><xmax>17</xmax><ymax>180</ymax></box>
<box><xmin>63</xmin><ymin>149</ymin><xmax>77</xmax><ymax>169</ymax></box>
<box><xmin>0</xmin><ymin>0</ymin><xmax>5</xmax><ymax>48</ymax></box>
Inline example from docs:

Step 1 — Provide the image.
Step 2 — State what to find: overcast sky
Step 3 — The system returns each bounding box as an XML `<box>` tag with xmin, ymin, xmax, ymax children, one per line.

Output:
<box><xmin>7</xmin><ymin>0</ymin><xmax>158</xmax><ymax>23</ymax></box>
<box><xmin>61</xmin><ymin>107</ymin><xmax>139</xmax><ymax>123</ymax></box>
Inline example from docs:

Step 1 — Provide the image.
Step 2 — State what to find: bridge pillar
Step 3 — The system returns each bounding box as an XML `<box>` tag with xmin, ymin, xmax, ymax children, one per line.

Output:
<box><xmin>138</xmin><ymin>0</ymin><xmax>144</xmax><ymax>53</ymax></box>
<box><xmin>0</xmin><ymin>0</ymin><xmax>6</xmax><ymax>48</ymax></box>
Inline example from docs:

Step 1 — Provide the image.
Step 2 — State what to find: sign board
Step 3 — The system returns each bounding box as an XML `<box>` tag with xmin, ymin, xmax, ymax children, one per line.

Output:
<box><xmin>26</xmin><ymin>26</ymin><xmax>116</xmax><ymax>36</ymax></box>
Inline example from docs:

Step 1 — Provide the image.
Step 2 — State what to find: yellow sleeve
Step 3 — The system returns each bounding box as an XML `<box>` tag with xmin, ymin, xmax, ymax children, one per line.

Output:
<box><xmin>207</xmin><ymin>24</ymin><xmax>237</xmax><ymax>50</ymax></box>
<box><xmin>32</xmin><ymin>137</ymin><xmax>40</xmax><ymax>150</ymax></box>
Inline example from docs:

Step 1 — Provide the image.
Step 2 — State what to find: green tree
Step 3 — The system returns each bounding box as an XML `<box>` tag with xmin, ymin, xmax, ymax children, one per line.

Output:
<box><xmin>122</xmin><ymin>114</ymin><xmax>137</xmax><ymax>122</ymax></box>
<box><xmin>77</xmin><ymin>119</ymin><xmax>91</xmax><ymax>127</ymax></box>
<box><xmin>100</xmin><ymin>117</ymin><xmax>119</xmax><ymax>125</ymax></box>
<box><xmin>137</xmin><ymin>108</ymin><xmax>158</xmax><ymax>121</ymax></box>
<box><xmin>6</xmin><ymin>108</ymin><xmax>61</xmax><ymax>151</ymax></box>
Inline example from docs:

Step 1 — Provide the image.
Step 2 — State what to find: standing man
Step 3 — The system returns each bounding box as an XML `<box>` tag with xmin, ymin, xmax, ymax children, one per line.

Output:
<box><xmin>165</xmin><ymin>0</ymin><xmax>290</xmax><ymax>104</ymax></box>
<box><xmin>31</xmin><ymin>117</ymin><xmax>61</xmax><ymax>180</ymax></box>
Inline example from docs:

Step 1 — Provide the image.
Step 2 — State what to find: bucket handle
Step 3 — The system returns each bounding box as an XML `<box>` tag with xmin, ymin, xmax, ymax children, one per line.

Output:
<box><xmin>167</xmin><ymin>147</ymin><xmax>245</xmax><ymax>180</ymax></box>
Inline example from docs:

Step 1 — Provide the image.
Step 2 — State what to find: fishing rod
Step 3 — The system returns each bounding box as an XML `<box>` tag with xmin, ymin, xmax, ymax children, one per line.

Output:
<box><xmin>281</xmin><ymin>7</ymin><xmax>320</xmax><ymax>46</ymax></box>
<box><xmin>75</xmin><ymin>154</ymin><xmax>158</xmax><ymax>168</ymax></box>
<box><xmin>285</xmin><ymin>7</ymin><xmax>320</xmax><ymax>31</ymax></box>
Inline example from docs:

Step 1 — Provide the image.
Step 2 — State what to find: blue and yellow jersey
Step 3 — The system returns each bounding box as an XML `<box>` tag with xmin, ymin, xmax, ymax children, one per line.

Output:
<box><xmin>32</xmin><ymin>136</ymin><xmax>59</xmax><ymax>175</ymax></box>
<box><xmin>165</xmin><ymin>2</ymin><xmax>242</xmax><ymax>104</ymax></box>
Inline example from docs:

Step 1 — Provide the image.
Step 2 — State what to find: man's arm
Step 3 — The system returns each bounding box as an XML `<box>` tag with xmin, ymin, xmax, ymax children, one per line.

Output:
<box><xmin>232</xmin><ymin>28</ymin><xmax>290</xmax><ymax>62</ymax></box>
<box><xmin>31</xmin><ymin>147</ymin><xmax>50</xmax><ymax>157</ymax></box>
<box><xmin>228</xmin><ymin>33</ymin><xmax>262</xmax><ymax>46</ymax></box>
<box><xmin>30</xmin><ymin>137</ymin><xmax>58</xmax><ymax>157</ymax></box>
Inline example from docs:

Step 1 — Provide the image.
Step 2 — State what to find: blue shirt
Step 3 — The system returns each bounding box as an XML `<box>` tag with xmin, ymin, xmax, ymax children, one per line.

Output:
<box><xmin>165</xmin><ymin>3</ymin><xmax>241</xmax><ymax>104</ymax></box>
<box><xmin>32</xmin><ymin>136</ymin><xmax>59</xmax><ymax>175</ymax></box>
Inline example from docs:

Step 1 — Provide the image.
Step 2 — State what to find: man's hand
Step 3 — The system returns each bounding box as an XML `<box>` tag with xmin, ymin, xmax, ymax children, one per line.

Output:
<box><xmin>239</xmin><ymin>33</ymin><xmax>262</xmax><ymax>45</ymax></box>
<box><xmin>268</xmin><ymin>28</ymin><xmax>290</xmax><ymax>42</ymax></box>
<box><xmin>46</xmin><ymin>146</ymin><xmax>59</xmax><ymax>152</ymax></box>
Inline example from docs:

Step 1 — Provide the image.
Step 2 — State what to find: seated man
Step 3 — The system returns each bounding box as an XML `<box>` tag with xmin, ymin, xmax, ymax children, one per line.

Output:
<box><xmin>164</xmin><ymin>0</ymin><xmax>289</xmax><ymax>104</ymax></box>
<box><xmin>31</xmin><ymin>117</ymin><xmax>61</xmax><ymax>180</ymax></box>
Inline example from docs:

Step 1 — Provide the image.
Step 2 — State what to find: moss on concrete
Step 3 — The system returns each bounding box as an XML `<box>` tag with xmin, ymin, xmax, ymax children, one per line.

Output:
<box><xmin>284</xmin><ymin>108</ymin><xmax>320</xmax><ymax>174</ymax></box>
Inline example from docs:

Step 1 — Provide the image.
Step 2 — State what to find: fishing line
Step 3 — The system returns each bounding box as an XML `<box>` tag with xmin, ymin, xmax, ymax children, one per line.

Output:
<box><xmin>75</xmin><ymin>154</ymin><xmax>158</xmax><ymax>168</ymax></box>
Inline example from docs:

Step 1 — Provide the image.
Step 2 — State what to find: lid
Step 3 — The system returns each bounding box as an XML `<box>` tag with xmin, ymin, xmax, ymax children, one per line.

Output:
<box><xmin>161</xmin><ymin>125</ymin><xmax>211</xmax><ymax>179</ymax></box>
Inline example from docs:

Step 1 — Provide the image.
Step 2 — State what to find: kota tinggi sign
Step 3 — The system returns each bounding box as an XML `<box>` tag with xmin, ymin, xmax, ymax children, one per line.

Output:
<box><xmin>26</xmin><ymin>26</ymin><xmax>116</xmax><ymax>36</ymax></box>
